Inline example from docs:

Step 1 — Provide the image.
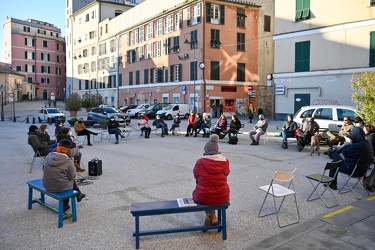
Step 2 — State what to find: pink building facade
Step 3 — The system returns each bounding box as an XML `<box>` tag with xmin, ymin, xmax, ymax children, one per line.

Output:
<box><xmin>3</xmin><ymin>18</ymin><xmax>66</xmax><ymax>100</ymax></box>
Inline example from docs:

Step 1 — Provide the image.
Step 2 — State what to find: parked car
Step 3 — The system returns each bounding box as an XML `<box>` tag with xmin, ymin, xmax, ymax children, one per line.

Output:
<box><xmin>38</xmin><ymin>108</ymin><xmax>66</xmax><ymax>123</ymax></box>
<box><xmin>87</xmin><ymin>107</ymin><xmax>126</xmax><ymax>123</ymax></box>
<box><xmin>144</xmin><ymin>103</ymin><xmax>168</xmax><ymax>118</ymax></box>
<box><xmin>117</xmin><ymin>105</ymin><xmax>137</xmax><ymax>113</ymax></box>
<box><xmin>156</xmin><ymin>104</ymin><xmax>190</xmax><ymax>120</ymax></box>
<box><xmin>127</xmin><ymin>104</ymin><xmax>150</xmax><ymax>117</ymax></box>
<box><xmin>294</xmin><ymin>105</ymin><xmax>361</xmax><ymax>133</ymax></box>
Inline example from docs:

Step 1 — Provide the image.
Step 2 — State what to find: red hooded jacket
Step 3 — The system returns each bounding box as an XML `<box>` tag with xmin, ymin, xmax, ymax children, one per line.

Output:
<box><xmin>192</xmin><ymin>156</ymin><xmax>230</xmax><ymax>206</ymax></box>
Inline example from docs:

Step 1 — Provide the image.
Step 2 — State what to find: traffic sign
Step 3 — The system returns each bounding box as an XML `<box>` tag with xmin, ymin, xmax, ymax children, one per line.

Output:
<box><xmin>51</xmin><ymin>92</ymin><xmax>55</xmax><ymax>96</ymax></box>
<box><xmin>9</xmin><ymin>93</ymin><xmax>14</xmax><ymax>102</ymax></box>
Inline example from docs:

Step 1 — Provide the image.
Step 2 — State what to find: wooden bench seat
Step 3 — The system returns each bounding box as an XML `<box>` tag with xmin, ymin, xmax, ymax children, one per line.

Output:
<box><xmin>130</xmin><ymin>200</ymin><xmax>229</xmax><ymax>249</ymax></box>
<box><xmin>27</xmin><ymin>179</ymin><xmax>78</xmax><ymax>228</ymax></box>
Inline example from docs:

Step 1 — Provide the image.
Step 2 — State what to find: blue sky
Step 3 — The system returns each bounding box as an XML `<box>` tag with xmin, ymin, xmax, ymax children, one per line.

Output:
<box><xmin>0</xmin><ymin>0</ymin><xmax>66</xmax><ymax>61</ymax></box>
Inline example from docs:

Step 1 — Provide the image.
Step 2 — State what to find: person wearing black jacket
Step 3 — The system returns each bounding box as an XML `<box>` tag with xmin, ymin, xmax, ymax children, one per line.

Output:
<box><xmin>281</xmin><ymin>114</ymin><xmax>297</xmax><ymax>149</ymax></box>
<box><xmin>193</xmin><ymin>113</ymin><xmax>203</xmax><ymax>137</ymax></box>
<box><xmin>152</xmin><ymin>115</ymin><xmax>168</xmax><ymax>137</ymax></box>
<box><xmin>221</xmin><ymin>114</ymin><xmax>242</xmax><ymax>140</ymax></box>
<box><xmin>108</xmin><ymin>116</ymin><xmax>125</xmax><ymax>144</ymax></box>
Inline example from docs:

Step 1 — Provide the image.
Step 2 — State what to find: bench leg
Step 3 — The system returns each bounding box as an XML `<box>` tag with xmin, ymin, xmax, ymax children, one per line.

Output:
<box><xmin>41</xmin><ymin>193</ymin><xmax>45</xmax><ymax>203</ymax></box>
<box><xmin>28</xmin><ymin>187</ymin><xmax>33</xmax><ymax>209</ymax></box>
<box><xmin>58</xmin><ymin>201</ymin><xmax>64</xmax><ymax>228</ymax></box>
<box><xmin>135</xmin><ymin>216</ymin><xmax>140</xmax><ymax>249</ymax></box>
<box><xmin>217</xmin><ymin>209</ymin><xmax>222</xmax><ymax>232</ymax></box>
<box><xmin>222</xmin><ymin>208</ymin><xmax>227</xmax><ymax>240</ymax></box>
<box><xmin>71</xmin><ymin>197</ymin><xmax>77</xmax><ymax>222</ymax></box>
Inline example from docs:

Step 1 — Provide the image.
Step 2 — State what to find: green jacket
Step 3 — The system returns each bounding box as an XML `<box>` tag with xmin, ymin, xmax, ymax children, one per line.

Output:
<box><xmin>28</xmin><ymin>131</ymin><xmax>48</xmax><ymax>153</ymax></box>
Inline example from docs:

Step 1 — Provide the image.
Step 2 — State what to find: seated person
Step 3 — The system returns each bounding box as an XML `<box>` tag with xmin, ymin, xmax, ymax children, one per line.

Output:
<box><xmin>213</xmin><ymin>115</ymin><xmax>228</xmax><ymax>139</ymax></box>
<box><xmin>56</xmin><ymin>128</ymin><xmax>84</xmax><ymax>172</ymax></box>
<box><xmin>354</xmin><ymin>117</ymin><xmax>365</xmax><ymax>128</ymax></box>
<box><xmin>281</xmin><ymin>114</ymin><xmax>297</xmax><ymax>149</ymax></box>
<box><xmin>55</xmin><ymin>121</ymin><xmax>64</xmax><ymax>136</ymax></box>
<box><xmin>42</xmin><ymin>139</ymin><xmax>86</xmax><ymax>212</ymax></box>
<box><xmin>170</xmin><ymin>114</ymin><xmax>181</xmax><ymax>135</ymax></box>
<box><xmin>326</xmin><ymin>116</ymin><xmax>354</xmax><ymax>150</ymax></box>
<box><xmin>223</xmin><ymin>114</ymin><xmax>242</xmax><ymax>140</ymax></box>
<box><xmin>74</xmin><ymin>118</ymin><xmax>98</xmax><ymax>146</ymax></box>
<box><xmin>138</xmin><ymin>115</ymin><xmax>151</xmax><ymax>139</ymax></box>
<box><xmin>296</xmin><ymin>114</ymin><xmax>319</xmax><ymax>151</ymax></box>
<box><xmin>185</xmin><ymin>110</ymin><xmax>195</xmax><ymax>137</ymax></box>
<box><xmin>28</xmin><ymin>125</ymin><xmax>57</xmax><ymax>156</ymax></box>
<box><xmin>108</xmin><ymin>116</ymin><xmax>125</xmax><ymax>144</ymax></box>
<box><xmin>152</xmin><ymin>115</ymin><xmax>168</xmax><ymax>137</ymax></box>
<box><xmin>248</xmin><ymin>114</ymin><xmax>268</xmax><ymax>145</ymax></box>
<box><xmin>328</xmin><ymin>127</ymin><xmax>373</xmax><ymax>190</ymax></box>
<box><xmin>364</xmin><ymin>124</ymin><xmax>375</xmax><ymax>158</ymax></box>
<box><xmin>199</xmin><ymin>113</ymin><xmax>211</xmax><ymax>138</ymax></box>
<box><xmin>37</xmin><ymin>124</ymin><xmax>56</xmax><ymax>144</ymax></box>
<box><xmin>192</xmin><ymin>134</ymin><xmax>230</xmax><ymax>228</ymax></box>
<box><xmin>192</xmin><ymin>113</ymin><xmax>203</xmax><ymax>137</ymax></box>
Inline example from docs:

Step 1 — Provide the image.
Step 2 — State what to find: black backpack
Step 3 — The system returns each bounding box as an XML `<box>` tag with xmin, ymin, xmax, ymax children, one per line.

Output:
<box><xmin>363</xmin><ymin>165</ymin><xmax>375</xmax><ymax>193</ymax></box>
<box><xmin>228</xmin><ymin>136</ymin><xmax>238</xmax><ymax>145</ymax></box>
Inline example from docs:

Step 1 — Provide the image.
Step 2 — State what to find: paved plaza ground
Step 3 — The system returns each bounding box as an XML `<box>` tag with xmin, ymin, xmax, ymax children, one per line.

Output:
<box><xmin>0</xmin><ymin>100</ymin><xmax>373</xmax><ymax>249</ymax></box>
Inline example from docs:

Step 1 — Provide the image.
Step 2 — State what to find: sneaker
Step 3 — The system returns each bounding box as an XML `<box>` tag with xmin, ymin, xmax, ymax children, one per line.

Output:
<box><xmin>93</xmin><ymin>133</ymin><xmax>99</xmax><ymax>136</ymax></box>
<box><xmin>87</xmin><ymin>143</ymin><xmax>93</xmax><ymax>146</ymax></box>
<box><xmin>185</xmin><ymin>134</ymin><xmax>189</xmax><ymax>137</ymax></box>
<box><xmin>63</xmin><ymin>205</ymin><xmax>70</xmax><ymax>213</ymax></box>
<box><xmin>194</xmin><ymin>135</ymin><xmax>197</xmax><ymax>137</ymax></box>
<box><xmin>161</xmin><ymin>135</ymin><xmax>165</xmax><ymax>137</ymax></box>
<box><xmin>121</xmin><ymin>135</ymin><xmax>125</xmax><ymax>139</ymax></box>
<box><xmin>324</xmin><ymin>183</ymin><xmax>337</xmax><ymax>190</ymax></box>
<box><xmin>115</xmin><ymin>141</ymin><xmax>119</xmax><ymax>144</ymax></box>
<box><xmin>77</xmin><ymin>193</ymin><xmax>86</xmax><ymax>202</ymax></box>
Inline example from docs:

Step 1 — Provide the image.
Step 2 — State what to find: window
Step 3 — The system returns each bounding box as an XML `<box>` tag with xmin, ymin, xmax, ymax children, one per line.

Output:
<box><xmin>210</xmin><ymin>29</ymin><xmax>221</xmax><ymax>48</ymax></box>
<box><xmin>41</xmin><ymin>66</ymin><xmax>50</xmax><ymax>73</ymax></box>
<box><xmin>41</xmin><ymin>78</ymin><xmax>50</xmax><ymax>84</ymax></box>
<box><xmin>28</xmin><ymin>77</ymin><xmax>32</xmax><ymax>83</ymax></box>
<box><xmin>192</xmin><ymin>3</ymin><xmax>201</xmax><ymax>25</ymax></box>
<box><xmin>25</xmin><ymin>38</ymin><xmax>34</xmax><ymax>46</ymax></box>
<box><xmin>163</xmin><ymin>38</ymin><xmax>170</xmax><ymax>55</ymax></box>
<box><xmin>43</xmin><ymin>40</ymin><xmax>48</xmax><ymax>48</ymax></box>
<box><xmin>146</xmin><ymin>23</ymin><xmax>153</xmax><ymax>40</ymax></box>
<box><xmin>237</xmin><ymin>33</ymin><xmax>245</xmax><ymax>51</ymax></box>
<box><xmin>144</xmin><ymin>69</ymin><xmax>149</xmax><ymax>84</ymax></box>
<box><xmin>136</xmin><ymin>70</ymin><xmax>140</xmax><ymax>85</ymax></box>
<box><xmin>130</xmin><ymin>31</ymin><xmax>134</xmax><ymax>46</ymax></box>
<box><xmin>150</xmin><ymin>68</ymin><xmax>154</xmax><ymax>83</ymax></box>
<box><xmin>56</xmin><ymin>68</ymin><xmax>61</xmax><ymax>75</ymax></box>
<box><xmin>172</xmin><ymin>36</ymin><xmax>180</xmax><ymax>53</ymax></box>
<box><xmin>237</xmin><ymin>8</ymin><xmax>246</xmax><ymax>28</ymax></box>
<box><xmin>206</xmin><ymin>3</ymin><xmax>225</xmax><ymax>24</ymax></box>
<box><xmin>57</xmin><ymin>43</ymin><xmax>59</xmax><ymax>50</ymax></box>
<box><xmin>139</xmin><ymin>46</ymin><xmax>144</xmax><ymax>60</ymax></box>
<box><xmin>295</xmin><ymin>41</ymin><xmax>310</xmax><ymax>72</ymax></box>
<box><xmin>91</xmin><ymin>46</ymin><xmax>96</xmax><ymax>55</ymax></box>
<box><xmin>156</xmin><ymin>68</ymin><xmax>163</xmax><ymax>83</ymax></box>
<box><xmin>23</xmin><ymin>26</ymin><xmax>30</xmax><ymax>32</ymax></box>
<box><xmin>89</xmin><ymin>31</ymin><xmax>95</xmax><ymax>39</ymax></box>
<box><xmin>210</xmin><ymin>61</ymin><xmax>220</xmax><ymax>80</ymax></box>
<box><xmin>134</xmin><ymin>29</ymin><xmax>138</xmax><ymax>44</ymax></box>
<box><xmin>86</xmin><ymin>14</ymin><xmax>89</xmax><ymax>22</ymax></box>
<box><xmin>187</xmin><ymin>7</ymin><xmax>191</xmax><ymax>26</ymax></box>
<box><xmin>16</xmin><ymin>66</ymin><xmax>21</xmax><ymax>71</ymax></box>
<box><xmin>189</xmin><ymin>30</ymin><xmax>198</xmax><ymax>50</ymax></box>
<box><xmin>105</xmin><ymin>24</ymin><xmax>108</xmax><ymax>33</ymax></box>
<box><xmin>129</xmin><ymin>72</ymin><xmax>133</xmax><ymax>85</ymax></box>
<box><xmin>92</xmin><ymin>10</ymin><xmax>95</xmax><ymax>19</ymax></box>
<box><xmin>262</xmin><ymin>15</ymin><xmax>271</xmax><ymax>32</ymax></box>
<box><xmin>170</xmin><ymin>64</ymin><xmax>181</xmax><ymax>82</ymax></box>
<box><xmin>370</xmin><ymin>31</ymin><xmax>375</xmax><ymax>67</ymax></box>
<box><xmin>154</xmin><ymin>41</ymin><xmax>161</xmax><ymax>57</ymax></box>
<box><xmin>41</xmin><ymin>53</ymin><xmax>50</xmax><ymax>61</ymax></box>
<box><xmin>314</xmin><ymin>108</ymin><xmax>333</xmax><ymax>120</ymax></box>
<box><xmin>146</xmin><ymin>43</ymin><xmax>153</xmax><ymax>59</ymax></box>
<box><xmin>295</xmin><ymin>0</ymin><xmax>310</xmax><ymax>21</ymax></box>
<box><xmin>190</xmin><ymin>61</ymin><xmax>197</xmax><ymax>81</ymax></box>
<box><xmin>175</xmin><ymin>11</ymin><xmax>182</xmax><ymax>30</ymax></box>
<box><xmin>139</xmin><ymin>26</ymin><xmax>144</xmax><ymax>42</ymax></box>
<box><xmin>164</xmin><ymin>15</ymin><xmax>173</xmax><ymax>34</ymax></box>
<box><xmin>57</xmin><ymin>55</ymin><xmax>59</xmax><ymax>62</ymax></box>
<box><xmin>25</xmin><ymin>51</ymin><xmax>34</xmax><ymax>59</ymax></box>
<box><xmin>237</xmin><ymin>63</ymin><xmax>245</xmax><ymax>82</ymax></box>
<box><xmin>155</xmin><ymin>19</ymin><xmax>163</xmax><ymax>37</ymax></box>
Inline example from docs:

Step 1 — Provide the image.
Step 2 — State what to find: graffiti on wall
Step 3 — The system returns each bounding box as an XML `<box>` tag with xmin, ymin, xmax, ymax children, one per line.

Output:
<box><xmin>312</xmin><ymin>99</ymin><xmax>341</xmax><ymax>105</ymax></box>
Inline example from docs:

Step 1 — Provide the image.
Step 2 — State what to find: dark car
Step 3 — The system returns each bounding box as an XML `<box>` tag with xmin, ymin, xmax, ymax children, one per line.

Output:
<box><xmin>87</xmin><ymin>107</ymin><xmax>125</xmax><ymax>123</ymax></box>
<box><xmin>144</xmin><ymin>103</ymin><xmax>168</xmax><ymax>118</ymax></box>
<box><xmin>117</xmin><ymin>105</ymin><xmax>137</xmax><ymax>113</ymax></box>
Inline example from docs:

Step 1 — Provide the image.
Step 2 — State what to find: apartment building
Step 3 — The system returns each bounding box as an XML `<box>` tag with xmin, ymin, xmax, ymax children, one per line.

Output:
<box><xmin>3</xmin><ymin>18</ymin><xmax>66</xmax><ymax>100</ymax></box>
<box><xmin>273</xmin><ymin>0</ymin><xmax>375</xmax><ymax>119</ymax></box>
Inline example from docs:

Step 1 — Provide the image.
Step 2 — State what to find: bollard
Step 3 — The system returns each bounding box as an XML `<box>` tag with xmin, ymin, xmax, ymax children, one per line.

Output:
<box><xmin>32</xmin><ymin>117</ymin><xmax>36</xmax><ymax>124</ymax></box>
<box><xmin>26</xmin><ymin>117</ymin><xmax>30</xmax><ymax>123</ymax></box>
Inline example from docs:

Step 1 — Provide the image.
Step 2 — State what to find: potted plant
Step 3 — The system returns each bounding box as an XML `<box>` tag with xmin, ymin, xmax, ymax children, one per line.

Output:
<box><xmin>67</xmin><ymin>117</ymin><xmax>78</xmax><ymax>127</ymax></box>
<box><xmin>64</xmin><ymin>93</ymin><xmax>82</xmax><ymax>117</ymax></box>
<box><xmin>81</xmin><ymin>93</ymin><xmax>103</xmax><ymax>112</ymax></box>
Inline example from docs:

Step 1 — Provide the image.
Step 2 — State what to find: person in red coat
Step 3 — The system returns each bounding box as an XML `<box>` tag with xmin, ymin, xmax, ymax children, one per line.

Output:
<box><xmin>192</xmin><ymin>134</ymin><xmax>230</xmax><ymax>227</ymax></box>
<box><xmin>185</xmin><ymin>110</ymin><xmax>196</xmax><ymax>137</ymax></box>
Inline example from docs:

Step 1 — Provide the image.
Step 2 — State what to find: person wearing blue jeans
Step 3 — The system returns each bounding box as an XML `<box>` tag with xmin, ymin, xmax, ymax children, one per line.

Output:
<box><xmin>107</xmin><ymin>116</ymin><xmax>125</xmax><ymax>144</ymax></box>
<box><xmin>281</xmin><ymin>114</ymin><xmax>297</xmax><ymax>149</ymax></box>
<box><xmin>152</xmin><ymin>115</ymin><xmax>168</xmax><ymax>137</ymax></box>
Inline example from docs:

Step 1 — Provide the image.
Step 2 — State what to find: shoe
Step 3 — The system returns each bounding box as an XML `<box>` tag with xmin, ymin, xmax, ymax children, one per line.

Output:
<box><xmin>87</xmin><ymin>143</ymin><xmax>93</xmax><ymax>146</ymax></box>
<box><xmin>161</xmin><ymin>135</ymin><xmax>165</xmax><ymax>137</ymax></box>
<box><xmin>324</xmin><ymin>184</ymin><xmax>337</xmax><ymax>190</ymax></box>
<box><xmin>250</xmin><ymin>141</ymin><xmax>256</xmax><ymax>145</ymax></box>
<box><xmin>190</xmin><ymin>133</ymin><xmax>193</xmax><ymax>136</ymax></box>
<box><xmin>323</xmin><ymin>151</ymin><xmax>332</xmax><ymax>157</ymax></box>
<box><xmin>209</xmin><ymin>211</ymin><xmax>218</xmax><ymax>225</ymax></box>
<box><xmin>74</xmin><ymin>162</ymin><xmax>85</xmax><ymax>172</ymax></box>
<box><xmin>121</xmin><ymin>135</ymin><xmax>125</xmax><ymax>139</ymax></box>
<box><xmin>93</xmin><ymin>133</ymin><xmax>98</xmax><ymax>136</ymax></box>
<box><xmin>63</xmin><ymin>205</ymin><xmax>70</xmax><ymax>213</ymax></box>
<box><xmin>77</xmin><ymin>193</ymin><xmax>86</xmax><ymax>202</ymax></box>
<box><xmin>185</xmin><ymin>134</ymin><xmax>189</xmax><ymax>137</ymax></box>
<box><xmin>194</xmin><ymin>135</ymin><xmax>197</xmax><ymax>137</ymax></box>
<box><xmin>253</xmin><ymin>141</ymin><xmax>259</xmax><ymax>145</ymax></box>
<box><xmin>202</xmin><ymin>215</ymin><xmax>211</xmax><ymax>232</ymax></box>
<box><xmin>115</xmin><ymin>141</ymin><xmax>119</xmax><ymax>144</ymax></box>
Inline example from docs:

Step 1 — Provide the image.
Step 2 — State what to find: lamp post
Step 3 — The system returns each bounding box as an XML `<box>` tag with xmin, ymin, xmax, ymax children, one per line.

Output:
<box><xmin>184</xmin><ymin>33</ymin><xmax>197</xmax><ymax>113</ymax></box>
<box><xmin>0</xmin><ymin>86</ymin><xmax>4</xmax><ymax>121</ymax></box>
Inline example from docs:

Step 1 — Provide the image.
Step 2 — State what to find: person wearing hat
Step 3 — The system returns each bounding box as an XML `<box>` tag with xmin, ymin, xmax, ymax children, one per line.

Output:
<box><xmin>248</xmin><ymin>114</ymin><xmax>268</xmax><ymax>145</ymax></box>
<box><xmin>43</xmin><ymin>139</ymin><xmax>86</xmax><ymax>212</ymax></box>
<box><xmin>170</xmin><ymin>113</ymin><xmax>181</xmax><ymax>135</ymax></box>
<box><xmin>354</xmin><ymin>117</ymin><xmax>365</xmax><ymax>128</ymax></box>
<box><xmin>192</xmin><ymin>134</ymin><xmax>230</xmax><ymax>229</ymax></box>
<box><xmin>28</xmin><ymin>125</ymin><xmax>58</xmax><ymax>156</ymax></box>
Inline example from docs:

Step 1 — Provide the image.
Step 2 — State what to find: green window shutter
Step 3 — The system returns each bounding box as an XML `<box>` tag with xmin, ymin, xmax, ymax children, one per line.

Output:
<box><xmin>48</xmin><ymin>54</ymin><xmax>50</xmax><ymax>61</ymax></box>
<box><xmin>170</xmin><ymin>65</ymin><xmax>174</xmax><ymax>82</ymax></box>
<box><xmin>302</xmin><ymin>0</ymin><xmax>310</xmax><ymax>18</ymax></box>
<box><xmin>25</xmin><ymin>51</ymin><xmax>27</xmax><ymax>59</ymax></box>
<box><xmin>206</xmin><ymin>3</ymin><xmax>211</xmax><ymax>22</ymax></box>
<box><xmin>32</xmin><ymin>52</ymin><xmax>35</xmax><ymax>59</ymax></box>
<box><xmin>32</xmin><ymin>39</ymin><xmax>35</xmax><ymax>46</ymax></box>
<box><xmin>295</xmin><ymin>0</ymin><xmax>303</xmax><ymax>19</ymax></box>
<box><xmin>23</xmin><ymin>26</ymin><xmax>26</xmax><ymax>32</ymax></box>
<box><xmin>371</xmin><ymin>0</ymin><xmax>375</xmax><ymax>6</ymax></box>
<box><xmin>295</xmin><ymin>41</ymin><xmax>310</xmax><ymax>72</ymax></box>
<box><xmin>25</xmin><ymin>64</ymin><xmax>27</xmax><ymax>71</ymax></box>
<box><xmin>25</xmin><ymin>38</ymin><xmax>27</xmax><ymax>45</ymax></box>
<box><xmin>369</xmin><ymin>32</ymin><xmax>375</xmax><ymax>67</ymax></box>
<box><xmin>220</xmin><ymin>5</ymin><xmax>225</xmax><ymax>24</ymax></box>
<box><xmin>32</xmin><ymin>65</ymin><xmax>35</xmax><ymax>72</ymax></box>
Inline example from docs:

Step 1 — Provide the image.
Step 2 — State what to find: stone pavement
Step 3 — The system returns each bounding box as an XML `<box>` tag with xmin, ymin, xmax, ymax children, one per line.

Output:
<box><xmin>0</xmin><ymin>100</ymin><xmax>374</xmax><ymax>250</ymax></box>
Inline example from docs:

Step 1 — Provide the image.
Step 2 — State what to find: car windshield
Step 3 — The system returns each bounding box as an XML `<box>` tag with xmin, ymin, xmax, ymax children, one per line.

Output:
<box><xmin>47</xmin><ymin>108</ymin><xmax>62</xmax><ymax>114</ymax></box>
<box><xmin>135</xmin><ymin>104</ymin><xmax>144</xmax><ymax>109</ymax></box>
<box><xmin>147</xmin><ymin>105</ymin><xmax>155</xmax><ymax>110</ymax></box>
<box><xmin>163</xmin><ymin>105</ymin><xmax>173</xmax><ymax>111</ymax></box>
<box><xmin>104</xmin><ymin>108</ymin><xmax>118</xmax><ymax>113</ymax></box>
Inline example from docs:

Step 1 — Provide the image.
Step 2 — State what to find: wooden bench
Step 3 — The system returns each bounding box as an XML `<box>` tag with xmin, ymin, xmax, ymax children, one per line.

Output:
<box><xmin>275</xmin><ymin>126</ymin><xmax>329</xmax><ymax>143</ymax></box>
<box><xmin>209</xmin><ymin>123</ymin><xmax>244</xmax><ymax>137</ymax></box>
<box><xmin>27</xmin><ymin>179</ymin><xmax>78</xmax><ymax>228</ymax></box>
<box><xmin>130</xmin><ymin>200</ymin><xmax>230</xmax><ymax>249</ymax></box>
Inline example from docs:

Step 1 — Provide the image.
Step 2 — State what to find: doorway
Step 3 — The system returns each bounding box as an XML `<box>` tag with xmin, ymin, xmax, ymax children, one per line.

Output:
<box><xmin>294</xmin><ymin>94</ymin><xmax>310</xmax><ymax>114</ymax></box>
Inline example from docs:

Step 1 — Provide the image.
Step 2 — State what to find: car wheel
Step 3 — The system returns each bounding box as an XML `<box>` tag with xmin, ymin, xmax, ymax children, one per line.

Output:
<box><xmin>38</xmin><ymin>117</ymin><xmax>42</xmax><ymax>123</ymax></box>
<box><xmin>167</xmin><ymin>114</ymin><xmax>172</xmax><ymax>120</ymax></box>
<box><xmin>184</xmin><ymin>113</ymin><xmax>189</xmax><ymax>119</ymax></box>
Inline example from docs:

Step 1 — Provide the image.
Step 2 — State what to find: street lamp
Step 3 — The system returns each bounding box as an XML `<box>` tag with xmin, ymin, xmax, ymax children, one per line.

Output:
<box><xmin>0</xmin><ymin>85</ymin><xmax>4</xmax><ymax>121</ymax></box>
<box><xmin>184</xmin><ymin>34</ymin><xmax>197</xmax><ymax>113</ymax></box>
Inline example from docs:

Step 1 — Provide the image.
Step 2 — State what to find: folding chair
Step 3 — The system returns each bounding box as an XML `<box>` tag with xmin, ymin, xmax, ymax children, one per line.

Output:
<box><xmin>338</xmin><ymin>158</ymin><xmax>371</xmax><ymax>199</ymax></box>
<box><xmin>30</xmin><ymin>147</ymin><xmax>46</xmax><ymax>173</ymax></box>
<box><xmin>306</xmin><ymin>160</ymin><xmax>342</xmax><ymax>208</ymax></box>
<box><xmin>258</xmin><ymin>168</ymin><xmax>300</xmax><ymax>228</ymax></box>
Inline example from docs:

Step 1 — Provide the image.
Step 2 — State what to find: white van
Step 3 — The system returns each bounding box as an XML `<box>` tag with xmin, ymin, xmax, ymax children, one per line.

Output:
<box><xmin>156</xmin><ymin>104</ymin><xmax>190</xmax><ymax>120</ymax></box>
<box><xmin>294</xmin><ymin>105</ymin><xmax>361</xmax><ymax>133</ymax></box>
